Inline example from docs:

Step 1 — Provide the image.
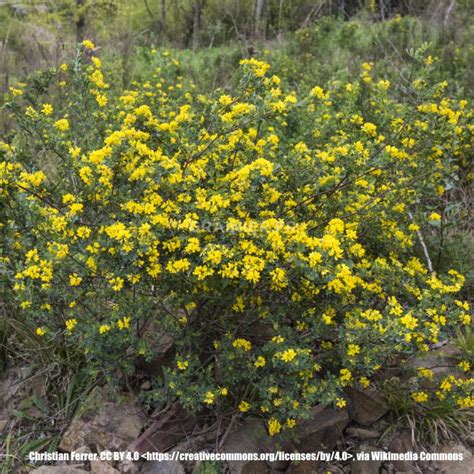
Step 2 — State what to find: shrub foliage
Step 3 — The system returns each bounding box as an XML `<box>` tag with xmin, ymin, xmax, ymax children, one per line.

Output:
<box><xmin>1</xmin><ymin>42</ymin><xmax>472</xmax><ymax>436</ymax></box>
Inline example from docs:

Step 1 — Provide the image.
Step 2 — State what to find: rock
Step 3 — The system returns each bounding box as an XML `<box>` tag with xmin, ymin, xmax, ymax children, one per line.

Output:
<box><xmin>287</xmin><ymin>406</ymin><xmax>349</xmax><ymax>474</ymax></box>
<box><xmin>60</xmin><ymin>386</ymin><xmax>146</xmax><ymax>452</ymax></box>
<box><xmin>221</xmin><ymin>419</ymin><xmax>271</xmax><ymax>473</ymax></box>
<box><xmin>141</xmin><ymin>460</ymin><xmax>186</xmax><ymax>473</ymax></box>
<box><xmin>295</xmin><ymin>405</ymin><xmax>349</xmax><ymax>451</ymax></box>
<box><xmin>407</xmin><ymin>343</ymin><xmax>464</xmax><ymax>388</ymax></box>
<box><xmin>287</xmin><ymin>460</ymin><xmax>318</xmax><ymax>474</ymax></box>
<box><xmin>91</xmin><ymin>460</ymin><xmax>121</xmax><ymax>473</ymax></box>
<box><xmin>345</xmin><ymin>427</ymin><xmax>380</xmax><ymax>441</ymax></box>
<box><xmin>31</xmin><ymin>467</ymin><xmax>87</xmax><ymax>473</ymax></box>
<box><xmin>352</xmin><ymin>445</ymin><xmax>382</xmax><ymax>474</ymax></box>
<box><xmin>434</xmin><ymin>444</ymin><xmax>473</xmax><ymax>474</ymax></box>
<box><xmin>136</xmin><ymin>322</ymin><xmax>174</xmax><ymax>376</ymax></box>
<box><xmin>323</xmin><ymin>465</ymin><xmax>345</xmax><ymax>474</ymax></box>
<box><xmin>463</xmin><ymin>434</ymin><xmax>474</xmax><ymax>447</ymax></box>
<box><xmin>128</xmin><ymin>402</ymin><xmax>196</xmax><ymax>454</ymax></box>
<box><xmin>346</xmin><ymin>388</ymin><xmax>388</xmax><ymax>426</ymax></box>
<box><xmin>386</xmin><ymin>429</ymin><xmax>415</xmax><ymax>472</ymax></box>
<box><xmin>120</xmin><ymin>459</ymin><xmax>141</xmax><ymax>473</ymax></box>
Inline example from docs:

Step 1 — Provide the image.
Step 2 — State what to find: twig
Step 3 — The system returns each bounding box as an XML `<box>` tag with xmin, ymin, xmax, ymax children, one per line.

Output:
<box><xmin>217</xmin><ymin>413</ymin><xmax>238</xmax><ymax>450</ymax></box>
<box><xmin>408</xmin><ymin>211</ymin><xmax>434</xmax><ymax>275</ymax></box>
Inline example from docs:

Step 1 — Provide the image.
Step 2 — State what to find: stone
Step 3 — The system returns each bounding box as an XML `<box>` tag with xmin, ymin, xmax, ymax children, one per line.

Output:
<box><xmin>286</xmin><ymin>406</ymin><xmax>349</xmax><ymax>474</ymax></box>
<box><xmin>221</xmin><ymin>419</ymin><xmax>271</xmax><ymax>473</ymax></box>
<box><xmin>136</xmin><ymin>322</ymin><xmax>174</xmax><ymax>377</ymax></box>
<box><xmin>386</xmin><ymin>429</ymin><xmax>415</xmax><ymax>472</ymax></box>
<box><xmin>287</xmin><ymin>460</ymin><xmax>318</xmax><ymax>474</ymax></box>
<box><xmin>141</xmin><ymin>460</ymin><xmax>186</xmax><ymax>473</ymax></box>
<box><xmin>345</xmin><ymin>427</ymin><xmax>380</xmax><ymax>441</ymax></box>
<box><xmin>120</xmin><ymin>459</ymin><xmax>141</xmax><ymax>473</ymax></box>
<box><xmin>91</xmin><ymin>460</ymin><xmax>121</xmax><ymax>473</ymax></box>
<box><xmin>407</xmin><ymin>343</ymin><xmax>464</xmax><ymax>388</ymax></box>
<box><xmin>128</xmin><ymin>402</ymin><xmax>196</xmax><ymax>454</ymax></box>
<box><xmin>351</xmin><ymin>445</ymin><xmax>382</xmax><ymax>474</ymax></box>
<box><xmin>295</xmin><ymin>405</ymin><xmax>349</xmax><ymax>451</ymax></box>
<box><xmin>434</xmin><ymin>444</ymin><xmax>473</xmax><ymax>474</ymax></box>
<box><xmin>31</xmin><ymin>467</ymin><xmax>87</xmax><ymax>473</ymax></box>
<box><xmin>60</xmin><ymin>386</ymin><xmax>146</xmax><ymax>452</ymax></box>
<box><xmin>346</xmin><ymin>388</ymin><xmax>388</xmax><ymax>426</ymax></box>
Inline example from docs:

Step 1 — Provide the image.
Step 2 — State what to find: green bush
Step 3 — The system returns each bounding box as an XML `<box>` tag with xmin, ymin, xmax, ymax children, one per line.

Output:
<box><xmin>1</xmin><ymin>42</ymin><xmax>472</xmax><ymax>436</ymax></box>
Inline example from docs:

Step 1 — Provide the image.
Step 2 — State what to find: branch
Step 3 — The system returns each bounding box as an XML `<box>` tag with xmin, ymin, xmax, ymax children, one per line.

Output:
<box><xmin>408</xmin><ymin>211</ymin><xmax>434</xmax><ymax>275</ymax></box>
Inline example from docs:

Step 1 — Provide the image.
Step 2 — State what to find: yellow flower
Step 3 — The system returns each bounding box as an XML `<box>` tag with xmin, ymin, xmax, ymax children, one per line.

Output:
<box><xmin>412</xmin><ymin>391</ymin><xmax>428</xmax><ymax>403</ymax></box>
<box><xmin>41</xmin><ymin>103</ymin><xmax>53</xmax><ymax>115</ymax></box>
<box><xmin>219</xmin><ymin>95</ymin><xmax>233</xmax><ymax>106</ymax></box>
<box><xmin>429</xmin><ymin>212</ymin><xmax>442</xmax><ymax>221</ymax></box>
<box><xmin>99</xmin><ymin>324</ymin><xmax>111</xmax><ymax>334</ymax></box>
<box><xmin>336</xmin><ymin>397</ymin><xmax>346</xmax><ymax>408</ymax></box>
<box><xmin>339</xmin><ymin>368</ymin><xmax>352</xmax><ymax>383</ymax></box>
<box><xmin>255</xmin><ymin>356</ymin><xmax>266</xmax><ymax>368</ymax></box>
<box><xmin>280</xmin><ymin>349</ymin><xmax>297</xmax><ymax>362</ymax></box>
<box><xmin>117</xmin><ymin>316</ymin><xmax>131</xmax><ymax>330</ymax></box>
<box><xmin>239</xmin><ymin>401</ymin><xmax>251</xmax><ymax>412</ymax></box>
<box><xmin>347</xmin><ymin>344</ymin><xmax>360</xmax><ymax>357</ymax></box>
<box><xmin>65</xmin><ymin>319</ymin><xmax>78</xmax><ymax>331</ymax></box>
<box><xmin>96</xmin><ymin>94</ymin><xmax>107</xmax><ymax>107</ymax></box>
<box><xmin>177</xmin><ymin>360</ymin><xmax>189</xmax><ymax>371</ymax></box>
<box><xmin>54</xmin><ymin>118</ymin><xmax>69</xmax><ymax>131</ymax></box>
<box><xmin>362</xmin><ymin>122</ymin><xmax>377</xmax><ymax>136</ymax></box>
<box><xmin>69</xmin><ymin>274</ymin><xmax>82</xmax><ymax>286</ymax></box>
<box><xmin>233</xmin><ymin>338</ymin><xmax>252</xmax><ymax>351</ymax></box>
<box><xmin>286</xmin><ymin>418</ymin><xmax>296</xmax><ymax>428</ymax></box>
<box><xmin>418</xmin><ymin>367</ymin><xmax>434</xmax><ymax>379</ymax></box>
<box><xmin>204</xmin><ymin>391</ymin><xmax>215</xmax><ymax>405</ymax></box>
<box><xmin>82</xmin><ymin>39</ymin><xmax>95</xmax><ymax>50</ymax></box>
<box><xmin>268</xmin><ymin>418</ymin><xmax>282</xmax><ymax>436</ymax></box>
<box><xmin>35</xmin><ymin>327</ymin><xmax>46</xmax><ymax>336</ymax></box>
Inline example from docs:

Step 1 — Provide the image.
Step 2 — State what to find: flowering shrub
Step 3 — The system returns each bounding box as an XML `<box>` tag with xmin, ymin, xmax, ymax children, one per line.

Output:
<box><xmin>1</xmin><ymin>42</ymin><xmax>472</xmax><ymax>436</ymax></box>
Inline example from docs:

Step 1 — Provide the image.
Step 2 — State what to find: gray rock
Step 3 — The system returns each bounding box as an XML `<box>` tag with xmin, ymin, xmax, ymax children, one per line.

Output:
<box><xmin>346</xmin><ymin>388</ymin><xmax>388</xmax><ymax>426</ymax></box>
<box><xmin>407</xmin><ymin>343</ymin><xmax>464</xmax><ymax>388</ymax></box>
<box><xmin>295</xmin><ymin>405</ymin><xmax>349</xmax><ymax>451</ymax></box>
<box><xmin>60</xmin><ymin>386</ymin><xmax>146</xmax><ymax>452</ymax></box>
<box><xmin>345</xmin><ymin>427</ymin><xmax>380</xmax><ymax>441</ymax></box>
<box><xmin>141</xmin><ymin>460</ymin><xmax>186</xmax><ymax>473</ymax></box>
<box><xmin>434</xmin><ymin>444</ymin><xmax>473</xmax><ymax>474</ymax></box>
<box><xmin>352</xmin><ymin>445</ymin><xmax>382</xmax><ymax>474</ymax></box>
<box><xmin>221</xmin><ymin>419</ymin><xmax>271</xmax><ymax>473</ymax></box>
<box><xmin>91</xmin><ymin>460</ymin><xmax>121</xmax><ymax>473</ymax></box>
<box><xmin>386</xmin><ymin>429</ymin><xmax>415</xmax><ymax>472</ymax></box>
<box><xmin>32</xmin><ymin>467</ymin><xmax>87</xmax><ymax>473</ymax></box>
